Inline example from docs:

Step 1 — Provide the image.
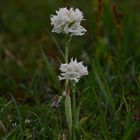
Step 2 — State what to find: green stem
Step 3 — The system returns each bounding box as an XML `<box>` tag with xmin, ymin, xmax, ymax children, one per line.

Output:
<box><xmin>64</xmin><ymin>35</ymin><xmax>73</xmax><ymax>140</ymax></box>
<box><xmin>65</xmin><ymin>36</ymin><xmax>72</xmax><ymax>94</ymax></box>
<box><xmin>65</xmin><ymin>36</ymin><xmax>72</xmax><ymax>63</ymax></box>
<box><xmin>72</xmin><ymin>82</ymin><xmax>76</xmax><ymax>124</ymax></box>
<box><xmin>72</xmin><ymin>82</ymin><xmax>76</xmax><ymax>140</ymax></box>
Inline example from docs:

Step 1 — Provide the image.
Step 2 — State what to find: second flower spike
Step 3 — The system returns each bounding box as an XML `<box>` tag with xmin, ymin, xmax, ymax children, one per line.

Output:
<box><xmin>59</xmin><ymin>58</ymin><xmax>88</xmax><ymax>83</ymax></box>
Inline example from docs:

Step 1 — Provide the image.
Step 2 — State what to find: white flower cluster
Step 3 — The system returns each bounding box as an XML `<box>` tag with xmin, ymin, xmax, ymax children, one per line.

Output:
<box><xmin>59</xmin><ymin>58</ymin><xmax>88</xmax><ymax>83</ymax></box>
<box><xmin>51</xmin><ymin>7</ymin><xmax>86</xmax><ymax>36</ymax></box>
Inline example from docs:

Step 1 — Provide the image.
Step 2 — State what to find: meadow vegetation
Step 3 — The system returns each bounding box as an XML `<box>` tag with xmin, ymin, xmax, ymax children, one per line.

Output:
<box><xmin>0</xmin><ymin>0</ymin><xmax>140</xmax><ymax>139</ymax></box>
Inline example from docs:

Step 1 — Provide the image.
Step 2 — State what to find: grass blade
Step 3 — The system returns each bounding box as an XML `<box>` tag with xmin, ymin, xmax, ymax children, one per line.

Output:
<box><xmin>65</xmin><ymin>95</ymin><xmax>72</xmax><ymax>140</ymax></box>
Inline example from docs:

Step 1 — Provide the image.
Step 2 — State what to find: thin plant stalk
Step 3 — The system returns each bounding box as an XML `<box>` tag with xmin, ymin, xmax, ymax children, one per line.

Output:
<box><xmin>64</xmin><ymin>35</ymin><xmax>73</xmax><ymax>140</ymax></box>
<box><xmin>72</xmin><ymin>82</ymin><xmax>76</xmax><ymax>140</ymax></box>
<box><xmin>72</xmin><ymin>82</ymin><xmax>76</xmax><ymax>125</ymax></box>
<box><xmin>65</xmin><ymin>36</ymin><xmax>72</xmax><ymax>63</ymax></box>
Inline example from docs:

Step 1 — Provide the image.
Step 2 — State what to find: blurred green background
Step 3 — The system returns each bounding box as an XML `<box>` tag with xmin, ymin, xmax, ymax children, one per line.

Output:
<box><xmin>0</xmin><ymin>0</ymin><xmax>139</xmax><ymax>94</ymax></box>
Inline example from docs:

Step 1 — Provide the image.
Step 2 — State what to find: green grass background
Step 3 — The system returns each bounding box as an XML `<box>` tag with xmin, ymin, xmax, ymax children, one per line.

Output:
<box><xmin>0</xmin><ymin>0</ymin><xmax>140</xmax><ymax>139</ymax></box>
